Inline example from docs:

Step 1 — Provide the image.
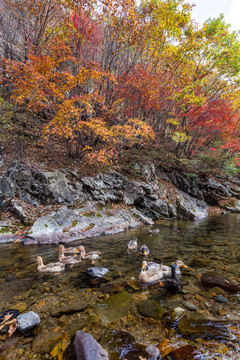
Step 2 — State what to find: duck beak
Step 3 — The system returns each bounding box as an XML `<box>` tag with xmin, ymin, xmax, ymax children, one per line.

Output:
<box><xmin>182</xmin><ymin>263</ymin><xmax>188</xmax><ymax>268</ymax></box>
<box><xmin>159</xmin><ymin>280</ymin><xmax>164</xmax><ymax>287</ymax></box>
<box><xmin>142</xmin><ymin>263</ymin><xmax>146</xmax><ymax>269</ymax></box>
<box><xmin>143</xmin><ymin>250</ymin><xmax>147</xmax><ymax>256</ymax></box>
<box><xmin>75</xmin><ymin>248</ymin><xmax>79</xmax><ymax>252</ymax></box>
<box><xmin>91</xmin><ymin>259</ymin><xmax>95</xmax><ymax>265</ymax></box>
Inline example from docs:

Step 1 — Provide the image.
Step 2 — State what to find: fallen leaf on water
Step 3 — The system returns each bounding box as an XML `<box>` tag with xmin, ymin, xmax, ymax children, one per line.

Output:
<box><xmin>8</xmin><ymin>320</ymin><xmax>18</xmax><ymax>337</ymax></box>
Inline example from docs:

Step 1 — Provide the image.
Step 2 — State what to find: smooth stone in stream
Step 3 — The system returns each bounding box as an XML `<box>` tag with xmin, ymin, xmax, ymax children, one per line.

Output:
<box><xmin>178</xmin><ymin>318</ymin><xmax>234</xmax><ymax>339</ymax></box>
<box><xmin>51</xmin><ymin>302</ymin><xmax>88</xmax><ymax>317</ymax></box>
<box><xmin>146</xmin><ymin>344</ymin><xmax>161</xmax><ymax>359</ymax></box>
<box><xmin>95</xmin><ymin>291</ymin><xmax>131</xmax><ymax>323</ymax></box>
<box><xmin>214</xmin><ymin>295</ymin><xmax>228</xmax><ymax>303</ymax></box>
<box><xmin>17</xmin><ymin>311</ymin><xmax>40</xmax><ymax>332</ymax></box>
<box><xmin>183</xmin><ymin>302</ymin><xmax>198</xmax><ymax>311</ymax></box>
<box><xmin>101</xmin><ymin>330</ymin><xmax>149</xmax><ymax>359</ymax></box>
<box><xmin>201</xmin><ymin>273</ymin><xmax>240</xmax><ymax>293</ymax></box>
<box><xmin>190</xmin><ymin>257</ymin><xmax>211</xmax><ymax>267</ymax></box>
<box><xmin>169</xmin><ymin>345</ymin><xmax>203</xmax><ymax>360</ymax></box>
<box><xmin>137</xmin><ymin>300</ymin><xmax>165</xmax><ymax>320</ymax></box>
<box><xmin>74</xmin><ymin>331</ymin><xmax>109</xmax><ymax>360</ymax></box>
<box><xmin>85</xmin><ymin>267</ymin><xmax>109</xmax><ymax>278</ymax></box>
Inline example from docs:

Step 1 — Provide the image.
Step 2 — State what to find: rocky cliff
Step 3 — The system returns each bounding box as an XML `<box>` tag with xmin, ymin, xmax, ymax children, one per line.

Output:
<box><xmin>0</xmin><ymin>159</ymin><xmax>239</xmax><ymax>244</ymax></box>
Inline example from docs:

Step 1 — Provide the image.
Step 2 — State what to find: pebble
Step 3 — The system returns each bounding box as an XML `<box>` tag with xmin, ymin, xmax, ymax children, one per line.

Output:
<box><xmin>214</xmin><ymin>295</ymin><xmax>228</xmax><ymax>303</ymax></box>
<box><xmin>183</xmin><ymin>302</ymin><xmax>198</xmax><ymax>311</ymax></box>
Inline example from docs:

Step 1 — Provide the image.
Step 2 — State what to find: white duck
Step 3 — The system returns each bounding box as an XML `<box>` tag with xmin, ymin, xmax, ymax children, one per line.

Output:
<box><xmin>58</xmin><ymin>245</ymin><xmax>82</xmax><ymax>265</ymax></box>
<box><xmin>36</xmin><ymin>256</ymin><xmax>65</xmax><ymax>273</ymax></box>
<box><xmin>127</xmin><ymin>238</ymin><xmax>138</xmax><ymax>251</ymax></box>
<box><xmin>78</xmin><ymin>246</ymin><xmax>102</xmax><ymax>261</ymax></box>
<box><xmin>139</xmin><ymin>260</ymin><xmax>164</xmax><ymax>284</ymax></box>
<box><xmin>57</xmin><ymin>244</ymin><xmax>80</xmax><ymax>255</ymax></box>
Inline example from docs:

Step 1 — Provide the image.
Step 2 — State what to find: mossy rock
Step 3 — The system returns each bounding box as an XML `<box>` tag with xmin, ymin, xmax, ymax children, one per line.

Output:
<box><xmin>95</xmin><ymin>291</ymin><xmax>131</xmax><ymax>324</ymax></box>
<box><xmin>137</xmin><ymin>299</ymin><xmax>165</xmax><ymax>320</ymax></box>
<box><xmin>190</xmin><ymin>257</ymin><xmax>211</xmax><ymax>267</ymax></box>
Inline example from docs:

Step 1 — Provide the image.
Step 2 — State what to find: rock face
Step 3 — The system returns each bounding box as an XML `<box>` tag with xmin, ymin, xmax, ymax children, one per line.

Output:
<box><xmin>74</xmin><ymin>330</ymin><xmax>109</xmax><ymax>360</ymax></box>
<box><xmin>17</xmin><ymin>311</ymin><xmax>40</xmax><ymax>332</ymax></box>
<box><xmin>0</xmin><ymin>160</ymin><xmax>240</xmax><ymax>244</ymax></box>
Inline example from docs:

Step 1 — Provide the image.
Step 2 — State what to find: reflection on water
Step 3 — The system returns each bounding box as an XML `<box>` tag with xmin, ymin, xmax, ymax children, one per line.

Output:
<box><xmin>0</xmin><ymin>214</ymin><xmax>240</xmax><ymax>359</ymax></box>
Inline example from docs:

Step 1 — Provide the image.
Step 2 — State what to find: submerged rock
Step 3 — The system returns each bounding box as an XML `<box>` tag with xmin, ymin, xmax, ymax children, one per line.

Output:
<box><xmin>95</xmin><ymin>291</ymin><xmax>131</xmax><ymax>324</ymax></box>
<box><xmin>178</xmin><ymin>318</ymin><xmax>235</xmax><ymax>340</ymax></box>
<box><xmin>86</xmin><ymin>267</ymin><xmax>109</xmax><ymax>278</ymax></box>
<box><xmin>101</xmin><ymin>329</ymin><xmax>149</xmax><ymax>359</ymax></box>
<box><xmin>74</xmin><ymin>330</ymin><xmax>109</xmax><ymax>360</ymax></box>
<box><xmin>17</xmin><ymin>311</ymin><xmax>40</xmax><ymax>332</ymax></box>
<box><xmin>51</xmin><ymin>302</ymin><xmax>88</xmax><ymax>317</ymax></box>
<box><xmin>169</xmin><ymin>345</ymin><xmax>203</xmax><ymax>360</ymax></box>
<box><xmin>145</xmin><ymin>344</ymin><xmax>161</xmax><ymax>359</ymax></box>
<box><xmin>190</xmin><ymin>257</ymin><xmax>211</xmax><ymax>267</ymax></box>
<box><xmin>137</xmin><ymin>300</ymin><xmax>165</xmax><ymax>320</ymax></box>
<box><xmin>165</xmin><ymin>307</ymin><xmax>186</xmax><ymax>322</ymax></box>
<box><xmin>201</xmin><ymin>273</ymin><xmax>240</xmax><ymax>293</ymax></box>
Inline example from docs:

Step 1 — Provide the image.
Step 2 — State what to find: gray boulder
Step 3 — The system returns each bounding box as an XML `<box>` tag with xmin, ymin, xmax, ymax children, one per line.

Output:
<box><xmin>86</xmin><ymin>268</ymin><xmax>109</xmax><ymax>278</ymax></box>
<box><xmin>74</xmin><ymin>331</ymin><xmax>109</xmax><ymax>360</ymax></box>
<box><xmin>17</xmin><ymin>311</ymin><xmax>40</xmax><ymax>332</ymax></box>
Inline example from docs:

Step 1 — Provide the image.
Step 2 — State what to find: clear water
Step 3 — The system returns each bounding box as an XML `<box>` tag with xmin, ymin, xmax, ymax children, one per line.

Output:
<box><xmin>0</xmin><ymin>214</ymin><xmax>240</xmax><ymax>359</ymax></box>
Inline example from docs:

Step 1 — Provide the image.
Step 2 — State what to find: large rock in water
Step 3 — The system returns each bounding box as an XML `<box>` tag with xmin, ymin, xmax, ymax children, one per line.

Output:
<box><xmin>74</xmin><ymin>330</ymin><xmax>109</xmax><ymax>360</ymax></box>
<box><xmin>201</xmin><ymin>273</ymin><xmax>240</xmax><ymax>293</ymax></box>
<box><xmin>25</xmin><ymin>206</ymin><xmax>141</xmax><ymax>245</ymax></box>
<box><xmin>17</xmin><ymin>311</ymin><xmax>40</xmax><ymax>332</ymax></box>
<box><xmin>95</xmin><ymin>291</ymin><xmax>131</xmax><ymax>324</ymax></box>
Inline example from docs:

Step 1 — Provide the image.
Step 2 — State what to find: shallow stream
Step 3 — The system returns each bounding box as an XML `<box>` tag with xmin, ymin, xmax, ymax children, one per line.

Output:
<box><xmin>0</xmin><ymin>214</ymin><xmax>240</xmax><ymax>359</ymax></box>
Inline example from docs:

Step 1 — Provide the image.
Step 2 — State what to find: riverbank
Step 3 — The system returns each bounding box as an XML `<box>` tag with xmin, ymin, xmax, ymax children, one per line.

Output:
<box><xmin>0</xmin><ymin>159</ymin><xmax>240</xmax><ymax>244</ymax></box>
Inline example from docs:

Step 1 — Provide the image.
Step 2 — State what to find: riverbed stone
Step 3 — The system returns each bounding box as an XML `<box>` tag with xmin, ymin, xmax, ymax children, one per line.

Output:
<box><xmin>95</xmin><ymin>291</ymin><xmax>131</xmax><ymax>324</ymax></box>
<box><xmin>165</xmin><ymin>307</ymin><xmax>186</xmax><ymax>322</ymax></box>
<box><xmin>178</xmin><ymin>318</ymin><xmax>232</xmax><ymax>339</ymax></box>
<box><xmin>145</xmin><ymin>344</ymin><xmax>161</xmax><ymax>359</ymax></box>
<box><xmin>137</xmin><ymin>300</ymin><xmax>165</xmax><ymax>320</ymax></box>
<box><xmin>74</xmin><ymin>331</ymin><xmax>109</xmax><ymax>360</ymax></box>
<box><xmin>201</xmin><ymin>273</ymin><xmax>240</xmax><ymax>293</ymax></box>
<box><xmin>214</xmin><ymin>295</ymin><xmax>228</xmax><ymax>303</ymax></box>
<box><xmin>86</xmin><ymin>267</ymin><xmax>109</xmax><ymax>278</ymax></box>
<box><xmin>169</xmin><ymin>345</ymin><xmax>203</xmax><ymax>360</ymax></box>
<box><xmin>17</xmin><ymin>311</ymin><xmax>40</xmax><ymax>332</ymax></box>
<box><xmin>183</xmin><ymin>302</ymin><xmax>198</xmax><ymax>311</ymax></box>
<box><xmin>51</xmin><ymin>302</ymin><xmax>88</xmax><ymax>317</ymax></box>
<box><xmin>190</xmin><ymin>257</ymin><xmax>211</xmax><ymax>267</ymax></box>
<box><xmin>101</xmin><ymin>329</ymin><xmax>149</xmax><ymax>359</ymax></box>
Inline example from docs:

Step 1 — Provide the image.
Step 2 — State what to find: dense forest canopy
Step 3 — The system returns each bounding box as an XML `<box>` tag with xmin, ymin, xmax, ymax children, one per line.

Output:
<box><xmin>0</xmin><ymin>0</ymin><xmax>240</xmax><ymax>174</ymax></box>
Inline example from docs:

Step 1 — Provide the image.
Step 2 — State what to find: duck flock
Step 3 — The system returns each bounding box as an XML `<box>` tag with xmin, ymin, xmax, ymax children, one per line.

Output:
<box><xmin>36</xmin><ymin>245</ymin><xmax>101</xmax><ymax>273</ymax></box>
<box><xmin>35</xmin><ymin>235</ymin><xmax>188</xmax><ymax>293</ymax></box>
